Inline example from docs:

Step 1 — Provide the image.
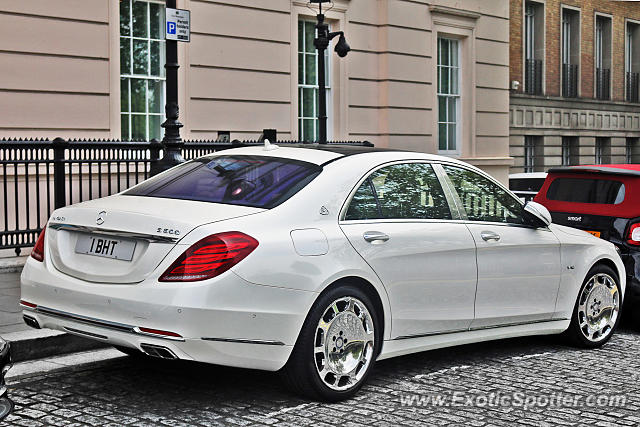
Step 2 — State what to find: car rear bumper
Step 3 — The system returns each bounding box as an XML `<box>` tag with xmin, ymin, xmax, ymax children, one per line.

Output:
<box><xmin>20</xmin><ymin>258</ymin><xmax>317</xmax><ymax>371</ymax></box>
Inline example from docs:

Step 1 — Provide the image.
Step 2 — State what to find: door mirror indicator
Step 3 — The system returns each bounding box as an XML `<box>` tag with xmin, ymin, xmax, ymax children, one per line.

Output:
<box><xmin>524</xmin><ymin>201</ymin><xmax>552</xmax><ymax>227</ymax></box>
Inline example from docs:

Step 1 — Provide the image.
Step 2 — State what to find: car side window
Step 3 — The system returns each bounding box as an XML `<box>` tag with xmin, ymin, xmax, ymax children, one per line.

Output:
<box><xmin>442</xmin><ymin>165</ymin><xmax>525</xmax><ymax>225</ymax></box>
<box><xmin>345</xmin><ymin>163</ymin><xmax>452</xmax><ymax>220</ymax></box>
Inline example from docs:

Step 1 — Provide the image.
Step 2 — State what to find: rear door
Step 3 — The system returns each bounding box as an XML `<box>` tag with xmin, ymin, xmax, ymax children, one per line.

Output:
<box><xmin>441</xmin><ymin>165</ymin><xmax>562</xmax><ymax>328</ymax></box>
<box><xmin>339</xmin><ymin>162</ymin><xmax>477</xmax><ymax>339</ymax></box>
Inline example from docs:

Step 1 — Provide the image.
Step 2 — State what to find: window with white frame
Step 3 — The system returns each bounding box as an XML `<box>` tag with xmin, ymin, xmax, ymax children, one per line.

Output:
<box><xmin>437</xmin><ymin>37</ymin><xmax>460</xmax><ymax>153</ymax></box>
<box><xmin>298</xmin><ymin>19</ymin><xmax>330</xmax><ymax>142</ymax></box>
<box><xmin>120</xmin><ymin>0</ymin><xmax>166</xmax><ymax>141</ymax></box>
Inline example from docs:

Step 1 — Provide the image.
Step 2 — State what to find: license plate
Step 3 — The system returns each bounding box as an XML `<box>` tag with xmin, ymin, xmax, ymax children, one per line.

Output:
<box><xmin>585</xmin><ymin>230</ymin><xmax>601</xmax><ymax>238</ymax></box>
<box><xmin>75</xmin><ymin>234</ymin><xmax>136</xmax><ymax>261</ymax></box>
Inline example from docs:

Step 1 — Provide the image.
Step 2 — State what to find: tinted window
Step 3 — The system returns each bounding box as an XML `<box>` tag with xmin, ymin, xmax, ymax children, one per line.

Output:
<box><xmin>345</xmin><ymin>179</ymin><xmax>380</xmax><ymax>220</ymax></box>
<box><xmin>546</xmin><ymin>178</ymin><xmax>625</xmax><ymax>204</ymax></box>
<box><xmin>125</xmin><ymin>155</ymin><xmax>321</xmax><ymax>209</ymax></box>
<box><xmin>509</xmin><ymin>178</ymin><xmax>546</xmax><ymax>192</ymax></box>
<box><xmin>345</xmin><ymin>163</ymin><xmax>452</xmax><ymax>220</ymax></box>
<box><xmin>443</xmin><ymin>165</ymin><xmax>525</xmax><ymax>224</ymax></box>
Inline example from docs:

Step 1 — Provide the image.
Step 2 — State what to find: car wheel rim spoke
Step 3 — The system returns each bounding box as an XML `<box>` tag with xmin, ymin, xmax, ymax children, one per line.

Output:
<box><xmin>314</xmin><ymin>296</ymin><xmax>375</xmax><ymax>391</ymax></box>
<box><xmin>577</xmin><ymin>273</ymin><xmax>619</xmax><ymax>343</ymax></box>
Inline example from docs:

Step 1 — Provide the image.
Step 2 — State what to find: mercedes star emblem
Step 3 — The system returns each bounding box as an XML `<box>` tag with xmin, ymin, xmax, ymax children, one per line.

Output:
<box><xmin>96</xmin><ymin>211</ymin><xmax>106</xmax><ymax>226</ymax></box>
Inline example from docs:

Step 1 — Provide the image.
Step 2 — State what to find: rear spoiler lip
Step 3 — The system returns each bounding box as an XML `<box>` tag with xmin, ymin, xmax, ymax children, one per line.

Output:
<box><xmin>547</xmin><ymin>166</ymin><xmax>640</xmax><ymax>177</ymax></box>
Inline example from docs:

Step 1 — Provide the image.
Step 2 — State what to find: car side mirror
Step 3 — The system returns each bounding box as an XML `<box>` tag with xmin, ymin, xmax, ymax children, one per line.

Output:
<box><xmin>523</xmin><ymin>201</ymin><xmax>552</xmax><ymax>227</ymax></box>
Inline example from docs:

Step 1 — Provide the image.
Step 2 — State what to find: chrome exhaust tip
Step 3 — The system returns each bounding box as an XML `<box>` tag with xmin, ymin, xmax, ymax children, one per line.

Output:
<box><xmin>23</xmin><ymin>315</ymin><xmax>40</xmax><ymax>329</ymax></box>
<box><xmin>140</xmin><ymin>343</ymin><xmax>178</xmax><ymax>360</ymax></box>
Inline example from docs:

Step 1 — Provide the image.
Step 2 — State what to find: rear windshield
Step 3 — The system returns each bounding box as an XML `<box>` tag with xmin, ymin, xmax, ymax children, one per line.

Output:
<box><xmin>546</xmin><ymin>177</ymin><xmax>625</xmax><ymax>205</ymax></box>
<box><xmin>125</xmin><ymin>155</ymin><xmax>322</xmax><ymax>208</ymax></box>
<box><xmin>509</xmin><ymin>178</ymin><xmax>546</xmax><ymax>192</ymax></box>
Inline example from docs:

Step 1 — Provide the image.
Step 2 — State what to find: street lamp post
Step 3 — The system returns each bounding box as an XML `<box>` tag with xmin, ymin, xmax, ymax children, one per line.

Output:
<box><xmin>151</xmin><ymin>0</ymin><xmax>184</xmax><ymax>175</ymax></box>
<box><xmin>311</xmin><ymin>0</ymin><xmax>350</xmax><ymax>144</ymax></box>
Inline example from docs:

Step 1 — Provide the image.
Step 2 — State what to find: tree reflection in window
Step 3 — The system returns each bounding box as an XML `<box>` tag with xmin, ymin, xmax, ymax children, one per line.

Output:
<box><xmin>345</xmin><ymin>163</ymin><xmax>452</xmax><ymax>220</ymax></box>
<box><xmin>442</xmin><ymin>165</ymin><xmax>524</xmax><ymax>224</ymax></box>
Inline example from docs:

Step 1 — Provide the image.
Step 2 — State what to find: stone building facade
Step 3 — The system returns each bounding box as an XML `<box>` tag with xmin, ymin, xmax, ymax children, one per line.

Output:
<box><xmin>509</xmin><ymin>0</ymin><xmax>640</xmax><ymax>172</ymax></box>
<box><xmin>0</xmin><ymin>0</ymin><xmax>511</xmax><ymax>181</ymax></box>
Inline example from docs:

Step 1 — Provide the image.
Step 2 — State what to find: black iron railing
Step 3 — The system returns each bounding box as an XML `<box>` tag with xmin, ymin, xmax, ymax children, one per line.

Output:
<box><xmin>0</xmin><ymin>137</ymin><xmax>372</xmax><ymax>254</ymax></box>
<box><xmin>595</xmin><ymin>68</ymin><xmax>610</xmax><ymax>100</ymax></box>
<box><xmin>525</xmin><ymin>59</ymin><xmax>543</xmax><ymax>95</ymax></box>
<box><xmin>562</xmin><ymin>63</ymin><xmax>579</xmax><ymax>98</ymax></box>
<box><xmin>627</xmin><ymin>72</ymin><xmax>639</xmax><ymax>103</ymax></box>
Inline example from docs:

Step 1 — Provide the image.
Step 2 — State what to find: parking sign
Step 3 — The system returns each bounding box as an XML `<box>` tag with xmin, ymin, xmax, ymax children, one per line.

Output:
<box><xmin>166</xmin><ymin>8</ymin><xmax>190</xmax><ymax>42</ymax></box>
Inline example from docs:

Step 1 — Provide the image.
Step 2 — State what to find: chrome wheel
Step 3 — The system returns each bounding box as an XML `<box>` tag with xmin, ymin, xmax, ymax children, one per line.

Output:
<box><xmin>314</xmin><ymin>296</ymin><xmax>375</xmax><ymax>391</ymax></box>
<box><xmin>577</xmin><ymin>273</ymin><xmax>620</xmax><ymax>343</ymax></box>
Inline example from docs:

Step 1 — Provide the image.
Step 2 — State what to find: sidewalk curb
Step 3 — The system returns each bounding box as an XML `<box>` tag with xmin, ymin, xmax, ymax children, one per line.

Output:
<box><xmin>3</xmin><ymin>329</ymin><xmax>108</xmax><ymax>363</ymax></box>
<box><xmin>0</xmin><ymin>257</ymin><xmax>27</xmax><ymax>274</ymax></box>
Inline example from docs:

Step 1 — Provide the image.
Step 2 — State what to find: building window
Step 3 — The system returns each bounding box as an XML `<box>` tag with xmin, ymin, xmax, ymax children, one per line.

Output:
<box><xmin>627</xmin><ymin>22</ymin><xmax>640</xmax><ymax>103</ymax></box>
<box><xmin>595</xmin><ymin>16</ymin><xmax>611</xmax><ymax>100</ymax></box>
<box><xmin>562</xmin><ymin>137</ymin><xmax>579</xmax><ymax>166</ymax></box>
<box><xmin>562</xmin><ymin>8</ymin><xmax>579</xmax><ymax>98</ymax></box>
<box><xmin>523</xmin><ymin>136</ymin><xmax>543</xmax><ymax>173</ymax></box>
<box><xmin>627</xmin><ymin>137</ymin><xmax>640</xmax><ymax>163</ymax></box>
<box><xmin>298</xmin><ymin>19</ymin><xmax>330</xmax><ymax>142</ymax></box>
<box><xmin>524</xmin><ymin>1</ymin><xmax>543</xmax><ymax>95</ymax></box>
<box><xmin>437</xmin><ymin>37</ymin><xmax>460</xmax><ymax>153</ymax></box>
<box><xmin>120</xmin><ymin>0</ymin><xmax>166</xmax><ymax>141</ymax></box>
<box><xmin>595</xmin><ymin>138</ymin><xmax>611</xmax><ymax>164</ymax></box>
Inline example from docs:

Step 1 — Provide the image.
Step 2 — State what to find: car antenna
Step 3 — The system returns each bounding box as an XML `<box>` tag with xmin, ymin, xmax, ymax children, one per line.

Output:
<box><xmin>263</xmin><ymin>139</ymin><xmax>279</xmax><ymax>151</ymax></box>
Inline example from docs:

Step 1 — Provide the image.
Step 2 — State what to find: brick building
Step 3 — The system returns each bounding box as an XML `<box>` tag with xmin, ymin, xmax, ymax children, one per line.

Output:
<box><xmin>509</xmin><ymin>0</ymin><xmax>640</xmax><ymax>172</ymax></box>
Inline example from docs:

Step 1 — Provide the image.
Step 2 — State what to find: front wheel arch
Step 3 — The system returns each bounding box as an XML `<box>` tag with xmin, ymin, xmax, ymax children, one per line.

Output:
<box><xmin>590</xmin><ymin>258</ymin><xmax>625</xmax><ymax>302</ymax></box>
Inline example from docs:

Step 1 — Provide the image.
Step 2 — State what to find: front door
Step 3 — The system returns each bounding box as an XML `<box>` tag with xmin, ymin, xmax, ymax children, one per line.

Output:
<box><xmin>441</xmin><ymin>164</ymin><xmax>562</xmax><ymax>329</ymax></box>
<box><xmin>339</xmin><ymin>162</ymin><xmax>477</xmax><ymax>339</ymax></box>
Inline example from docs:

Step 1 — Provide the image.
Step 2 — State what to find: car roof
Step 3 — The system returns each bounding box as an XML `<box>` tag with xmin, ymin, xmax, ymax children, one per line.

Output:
<box><xmin>202</xmin><ymin>144</ymin><xmax>470</xmax><ymax>167</ymax></box>
<box><xmin>509</xmin><ymin>172</ymin><xmax>548</xmax><ymax>179</ymax></box>
<box><xmin>547</xmin><ymin>164</ymin><xmax>640</xmax><ymax>177</ymax></box>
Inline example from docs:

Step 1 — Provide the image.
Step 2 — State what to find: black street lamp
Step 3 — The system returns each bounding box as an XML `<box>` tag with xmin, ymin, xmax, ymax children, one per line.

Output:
<box><xmin>151</xmin><ymin>0</ymin><xmax>184</xmax><ymax>175</ymax></box>
<box><xmin>311</xmin><ymin>0</ymin><xmax>350</xmax><ymax>144</ymax></box>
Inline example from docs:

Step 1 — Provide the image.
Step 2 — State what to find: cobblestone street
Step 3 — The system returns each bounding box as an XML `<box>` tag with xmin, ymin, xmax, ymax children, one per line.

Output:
<box><xmin>5</xmin><ymin>327</ymin><xmax>640</xmax><ymax>426</ymax></box>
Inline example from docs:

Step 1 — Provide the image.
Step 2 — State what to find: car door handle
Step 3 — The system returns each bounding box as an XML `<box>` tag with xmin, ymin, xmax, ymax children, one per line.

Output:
<box><xmin>481</xmin><ymin>231</ymin><xmax>501</xmax><ymax>242</ymax></box>
<box><xmin>363</xmin><ymin>231</ymin><xmax>390</xmax><ymax>243</ymax></box>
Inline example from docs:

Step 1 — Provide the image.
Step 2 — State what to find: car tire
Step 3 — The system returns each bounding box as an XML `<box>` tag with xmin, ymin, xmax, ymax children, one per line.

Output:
<box><xmin>281</xmin><ymin>284</ymin><xmax>381</xmax><ymax>401</ymax></box>
<box><xmin>563</xmin><ymin>264</ymin><xmax>622</xmax><ymax>348</ymax></box>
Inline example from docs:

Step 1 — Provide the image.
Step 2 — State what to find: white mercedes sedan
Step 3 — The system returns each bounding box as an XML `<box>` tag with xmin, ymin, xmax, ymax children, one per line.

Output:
<box><xmin>21</xmin><ymin>145</ymin><xmax>624</xmax><ymax>401</ymax></box>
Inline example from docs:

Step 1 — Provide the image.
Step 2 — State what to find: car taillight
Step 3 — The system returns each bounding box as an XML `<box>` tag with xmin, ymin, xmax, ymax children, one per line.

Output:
<box><xmin>628</xmin><ymin>223</ymin><xmax>640</xmax><ymax>246</ymax></box>
<box><xmin>31</xmin><ymin>225</ymin><xmax>47</xmax><ymax>262</ymax></box>
<box><xmin>159</xmin><ymin>231</ymin><xmax>259</xmax><ymax>282</ymax></box>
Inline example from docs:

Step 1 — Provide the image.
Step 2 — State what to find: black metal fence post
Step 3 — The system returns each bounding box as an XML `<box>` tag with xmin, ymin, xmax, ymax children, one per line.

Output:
<box><xmin>149</xmin><ymin>138</ymin><xmax>162</xmax><ymax>176</ymax></box>
<box><xmin>52</xmin><ymin>137</ymin><xmax>67</xmax><ymax>210</ymax></box>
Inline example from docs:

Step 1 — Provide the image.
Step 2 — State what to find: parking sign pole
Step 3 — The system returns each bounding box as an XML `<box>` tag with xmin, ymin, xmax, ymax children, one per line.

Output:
<box><xmin>151</xmin><ymin>0</ymin><xmax>184</xmax><ymax>175</ymax></box>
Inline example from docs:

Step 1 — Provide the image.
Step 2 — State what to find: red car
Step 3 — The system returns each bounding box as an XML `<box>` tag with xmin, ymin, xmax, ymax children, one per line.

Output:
<box><xmin>535</xmin><ymin>164</ymin><xmax>640</xmax><ymax>304</ymax></box>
